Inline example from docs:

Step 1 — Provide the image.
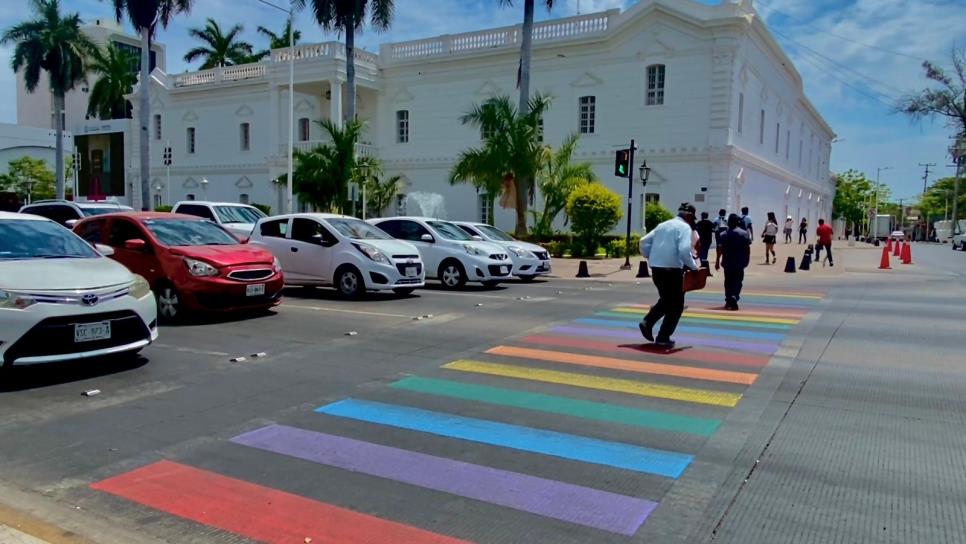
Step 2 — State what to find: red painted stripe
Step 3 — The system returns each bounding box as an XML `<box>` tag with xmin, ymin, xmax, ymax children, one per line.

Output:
<box><xmin>519</xmin><ymin>335</ymin><xmax>770</xmax><ymax>368</ymax></box>
<box><xmin>91</xmin><ymin>460</ymin><xmax>470</xmax><ymax>544</ymax></box>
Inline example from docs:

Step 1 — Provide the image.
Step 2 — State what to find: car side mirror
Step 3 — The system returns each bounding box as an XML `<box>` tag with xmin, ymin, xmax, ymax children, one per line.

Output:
<box><xmin>420</xmin><ymin>234</ymin><xmax>434</xmax><ymax>243</ymax></box>
<box><xmin>471</xmin><ymin>235</ymin><xmax>484</xmax><ymax>242</ymax></box>
<box><xmin>65</xmin><ymin>219</ymin><xmax>78</xmax><ymax>228</ymax></box>
<box><xmin>124</xmin><ymin>239</ymin><xmax>147</xmax><ymax>251</ymax></box>
<box><xmin>94</xmin><ymin>243</ymin><xmax>114</xmax><ymax>257</ymax></box>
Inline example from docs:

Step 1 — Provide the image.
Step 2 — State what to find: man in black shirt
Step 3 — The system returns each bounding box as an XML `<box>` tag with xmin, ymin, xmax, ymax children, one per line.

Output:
<box><xmin>695</xmin><ymin>211</ymin><xmax>715</xmax><ymax>268</ymax></box>
<box><xmin>718</xmin><ymin>213</ymin><xmax>751</xmax><ymax>310</ymax></box>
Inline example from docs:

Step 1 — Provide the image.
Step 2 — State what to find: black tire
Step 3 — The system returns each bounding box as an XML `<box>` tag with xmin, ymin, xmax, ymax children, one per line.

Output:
<box><xmin>482</xmin><ymin>280</ymin><xmax>501</xmax><ymax>288</ymax></box>
<box><xmin>393</xmin><ymin>287</ymin><xmax>415</xmax><ymax>296</ymax></box>
<box><xmin>156</xmin><ymin>284</ymin><xmax>181</xmax><ymax>322</ymax></box>
<box><xmin>517</xmin><ymin>274</ymin><xmax>537</xmax><ymax>283</ymax></box>
<box><xmin>335</xmin><ymin>266</ymin><xmax>365</xmax><ymax>298</ymax></box>
<box><xmin>438</xmin><ymin>260</ymin><xmax>467</xmax><ymax>289</ymax></box>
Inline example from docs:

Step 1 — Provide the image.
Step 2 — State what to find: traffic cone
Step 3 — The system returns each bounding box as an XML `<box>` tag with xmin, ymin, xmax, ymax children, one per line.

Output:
<box><xmin>887</xmin><ymin>238</ymin><xmax>893</xmax><ymax>251</ymax></box>
<box><xmin>878</xmin><ymin>246</ymin><xmax>891</xmax><ymax>269</ymax></box>
<box><xmin>901</xmin><ymin>242</ymin><xmax>912</xmax><ymax>264</ymax></box>
<box><xmin>893</xmin><ymin>241</ymin><xmax>901</xmax><ymax>257</ymax></box>
<box><xmin>799</xmin><ymin>249</ymin><xmax>811</xmax><ymax>270</ymax></box>
<box><xmin>636</xmin><ymin>261</ymin><xmax>650</xmax><ymax>278</ymax></box>
<box><xmin>784</xmin><ymin>256</ymin><xmax>796</xmax><ymax>273</ymax></box>
<box><xmin>576</xmin><ymin>260</ymin><xmax>590</xmax><ymax>278</ymax></box>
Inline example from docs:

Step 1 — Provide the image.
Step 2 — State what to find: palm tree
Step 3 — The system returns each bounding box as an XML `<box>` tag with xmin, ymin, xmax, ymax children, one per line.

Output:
<box><xmin>86</xmin><ymin>44</ymin><xmax>137</xmax><ymax>120</ymax></box>
<box><xmin>251</xmin><ymin>19</ymin><xmax>302</xmax><ymax>61</ymax></box>
<box><xmin>498</xmin><ymin>0</ymin><xmax>554</xmax><ymax>115</ymax></box>
<box><xmin>110</xmin><ymin>0</ymin><xmax>193</xmax><ymax>210</ymax></box>
<box><xmin>532</xmin><ymin>132</ymin><xmax>597</xmax><ymax>237</ymax></box>
<box><xmin>449</xmin><ymin>147</ymin><xmax>506</xmax><ymax>225</ymax></box>
<box><xmin>293</xmin><ymin>0</ymin><xmax>394</xmax><ymax>122</ymax></box>
<box><xmin>2</xmin><ymin>0</ymin><xmax>95</xmax><ymax>200</ymax></box>
<box><xmin>294</xmin><ymin>119</ymin><xmax>364</xmax><ymax>211</ymax></box>
<box><xmin>351</xmin><ymin>155</ymin><xmax>401</xmax><ymax>218</ymax></box>
<box><xmin>184</xmin><ymin>18</ymin><xmax>255</xmax><ymax>69</ymax></box>
<box><xmin>452</xmin><ymin>94</ymin><xmax>551</xmax><ymax>235</ymax></box>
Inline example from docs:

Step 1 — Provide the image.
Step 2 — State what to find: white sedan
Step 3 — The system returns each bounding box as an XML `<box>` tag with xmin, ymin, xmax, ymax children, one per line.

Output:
<box><xmin>0</xmin><ymin>212</ymin><xmax>158</xmax><ymax>365</ymax></box>
<box><xmin>452</xmin><ymin>221</ymin><xmax>551</xmax><ymax>281</ymax></box>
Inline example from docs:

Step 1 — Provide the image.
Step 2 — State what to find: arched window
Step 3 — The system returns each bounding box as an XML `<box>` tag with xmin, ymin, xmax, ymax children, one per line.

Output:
<box><xmin>646</xmin><ymin>64</ymin><xmax>665</xmax><ymax>106</ymax></box>
<box><xmin>298</xmin><ymin>117</ymin><xmax>310</xmax><ymax>141</ymax></box>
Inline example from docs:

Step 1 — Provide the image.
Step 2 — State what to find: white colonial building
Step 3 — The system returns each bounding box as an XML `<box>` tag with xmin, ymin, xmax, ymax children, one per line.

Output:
<box><xmin>21</xmin><ymin>0</ymin><xmax>836</xmax><ymax>231</ymax></box>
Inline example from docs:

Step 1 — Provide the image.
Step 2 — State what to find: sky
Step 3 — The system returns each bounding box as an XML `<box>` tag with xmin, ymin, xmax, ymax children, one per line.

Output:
<box><xmin>1</xmin><ymin>0</ymin><xmax>964</xmax><ymax>202</ymax></box>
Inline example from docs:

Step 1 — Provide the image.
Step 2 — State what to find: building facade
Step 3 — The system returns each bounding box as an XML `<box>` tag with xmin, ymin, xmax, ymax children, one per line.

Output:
<box><xmin>124</xmin><ymin>0</ymin><xmax>833</xmax><ymax>229</ymax></box>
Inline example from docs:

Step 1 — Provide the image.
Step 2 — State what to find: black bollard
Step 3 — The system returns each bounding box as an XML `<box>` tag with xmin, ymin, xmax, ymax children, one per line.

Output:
<box><xmin>874</xmin><ymin>238</ymin><xmax>880</xmax><ymax>247</ymax></box>
<box><xmin>799</xmin><ymin>251</ymin><xmax>811</xmax><ymax>270</ymax></box>
<box><xmin>576</xmin><ymin>260</ymin><xmax>590</xmax><ymax>278</ymax></box>
<box><xmin>784</xmin><ymin>256</ymin><xmax>796</xmax><ymax>273</ymax></box>
<box><xmin>636</xmin><ymin>261</ymin><xmax>650</xmax><ymax>278</ymax></box>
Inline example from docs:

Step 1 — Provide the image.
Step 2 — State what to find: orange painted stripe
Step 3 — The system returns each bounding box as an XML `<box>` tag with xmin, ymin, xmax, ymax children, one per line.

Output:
<box><xmin>518</xmin><ymin>335</ymin><xmax>772</xmax><ymax>368</ymax></box>
<box><xmin>91</xmin><ymin>460</ymin><xmax>469</xmax><ymax>544</ymax></box>
<box><xmin>486</xmin><ymin>346</ymin><xmax>757</xmax><ymax>385</ymax></box>
<box><xmin>622</xmin><ymin>304</ymin><xmax>806</xmax><ymax>319</ymax></box>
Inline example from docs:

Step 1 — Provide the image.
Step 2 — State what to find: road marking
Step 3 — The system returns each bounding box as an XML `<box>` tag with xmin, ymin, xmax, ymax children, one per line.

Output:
<box><xmin>594</xmin><ymin>311</ymin><xmax>793</xmax><ymax>330</ymax></box>
<box><xmin>549</xmin><ymin>326</ymin><xmax>779</xmax><ymax>355</ymax></box>
<box><xmin>486</xmin><ymin>345</ymin><xmax>758</xmax><ymax>385</ymax></box>
<box><xmin>443</xmin><ymin>360</ymin><xmax>742</xmax><ymax>407</ymax></box>
<box><xmin>517</xmin><ymin>335</ymin><xmax>771</xmax><ymax>368</ymax></box>
<box><xmin>316</xmin><ymin>399</ymin><xmax>694</xmax><ymax>478</ymax></box>
<box><xmin>697</xmin><ymin>290</ymin><xmax>824</xmax><ymax>299</ymax></box>
<box><xmin>91</xmin><ymin>460</ymin><xmax>467</xmax><ymax>544</ymax></box>
<box><xmin>611</xmin><ymin>308</ymin><xmax>800</xmax><ymax>325</ymax></box>
<box><xmin>152</xmin><ymin>343</ymin><xmax>230</xmax><ymax>357</ymax></box>
<box><xmin>391</xmin><ymin>376</ymin><xmax>721</xmax><ymax>436</ymax></box>
<box><xmin>574</xmin><ymin>318</ymin><xmax>787</xmax><ymax>342</ymax></box>
<box><xmin>282</xmin><ymin>304</ymin><xmax>414</xmax><ymax>318</ymax></box>
<box><xmin>0</xmin><ymin>502</ymin><xmax>95</xmax><ymax>544</ymax></box>
<box><xmin>232</xmin><ymin>424</ymin><xmax>656</xmax><ymax>535</ymax></box>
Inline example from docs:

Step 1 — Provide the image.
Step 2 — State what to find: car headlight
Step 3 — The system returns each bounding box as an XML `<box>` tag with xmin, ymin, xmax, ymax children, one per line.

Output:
<box><xmin>353</xmin><ymin>243</ymin><xmax>390</xmax><ymax>264</ymax></box>
<box><xmin>507</xmin><ymin>245</ymin><xmax>534</xmax><ymax>258</ymax></box>
<box><xmin>463</xmin><ymin>244</ymin><xmax>484</xmax><ymax>256</ymax></box>
<box><xmin>272</xmin><ymin>257</ymin><xmax>283</xmax><ymax>273</ymax></box>
<box><xmin>129</xmin><ymin>274</ymin><xmax>152</xmax><ymax>299</ymax></box>
<box><xmin>184</xmin><ymin>257</ymin><xmax>219</xmax><ymax>277</ymax></box>
<box><xmin>0</xmin><ymin>289</ymin><xmax>35</xmax><ymax>310</ymax></box>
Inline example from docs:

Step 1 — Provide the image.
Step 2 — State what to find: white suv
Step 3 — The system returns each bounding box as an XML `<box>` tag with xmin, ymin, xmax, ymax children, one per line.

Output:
<box><xmin>369</xmin><ymin>217</ymin><xmax>513</xmax><ymax>289</ymax></box>
<box><xmin>249</xmin><ymin>213</ymin><xmax>425</xmax><ymax>297</ymax></box>
<box><xmin>172</xmin><ymin>201</ymin><xmax>267</xmax><ymax>239</ymax></box>
<box><xmin>0</xmin><ymin>212</ymin><xmax>158</xmax><ymax>365</ymax></box>
<box><xmin>953</xmin><ymin>231</ymin><xmax>966</xmax><ymax>251</ymax></box>
<box><xmin>452</xmin><ymin>221</ymin><xmax>551</xmax><ymax>281</ymax></box>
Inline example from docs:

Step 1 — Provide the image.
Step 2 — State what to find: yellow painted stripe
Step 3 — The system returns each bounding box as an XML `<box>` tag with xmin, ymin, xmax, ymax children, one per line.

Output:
<box><xmin>443</xmin><ymin>360</ymin><xmax>742</xmax><ymax>408</ymax></box>
<box><xmin>699</xmin><ymin>290</ymin><xmax>824</xmax><ymax>300</ymax></box>
<box><xmin>610</xmin><ymin>307</ymin><xmax>799</xmax><ymax>325</ymax></box>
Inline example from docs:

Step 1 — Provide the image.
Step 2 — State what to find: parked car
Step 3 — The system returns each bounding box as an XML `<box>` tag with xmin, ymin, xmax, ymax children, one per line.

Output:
<box><xmin>890</xmin><ymin>230</ymin><xmax>905</xmax><ymax>241</ymax></box>
<box><xmin>73</xmin><ymin>212</ymin><xmax>283</xmax><ymax>321</ymax></box>
<box><xmin>369</xmin><ymin>217</ymin><xmax>513</xmax><ymax>289</ymax></box>
<box><xmin>250</xmin><ymin>213</ymin><xmax>425</xmax><ymax>297</ymax></box>
<box><xmin>452</xmin><ymin>221</ymin><xmax>551</xmax><ymax>281</ymax></box>
<box><xmin>952</xmin><ymin>231</ymin><xmax>966</xmax><ymax>251</ymax></box>
<box><xmin>0</xmin><ymin>211</ymin><xmax>157</xmax><ymax>365</ymax></box>
<box><xmin>172</xmin><ymin>201</ymin><xmax>267</xmax><ymax>239</ymax></box>
<box><xmin>20</xmin><ymin>199</ymin><xmax>133</xmax><ymax>227</ymax></box>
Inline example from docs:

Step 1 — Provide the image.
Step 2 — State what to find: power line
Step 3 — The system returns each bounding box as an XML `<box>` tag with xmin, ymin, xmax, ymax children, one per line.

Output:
<box><xmin>790</xmin><ymin>47</ymin><xmax>897</xmax><ymax>108</ymax></box>
<box><xmin>919</xmin><ymin>162</ymin><xmax>936</xmax><ymax>194</ymax></box>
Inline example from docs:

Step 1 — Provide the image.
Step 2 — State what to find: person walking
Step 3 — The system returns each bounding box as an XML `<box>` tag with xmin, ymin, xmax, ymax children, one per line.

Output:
<box><xmin>713</xmin><ymin>208</ymin><xmax>728</xmax><ymax>270</ymax></box>
<box><xmin>762</xmin><ymin>212</ymin><xmax>779</xmax><ymax>264</ymax></box>
<box><xmin>815</xmin><ymin>218</ymin><xmax>834</xmax><ymax>266</ymax></box>
<box><xmin>719</xmin><ymin>213</ymin><xmax>751</xmax><ymax>310</ymax></box>
<box><xmin>740</xmin><ymin>207</ymin><xmax>754</xmax><ymax>238</ymax></box>
<box><xmin>798</xmin><ymin>217</ymin><xmax>808</xmax><ymax>244</ymax></box>
<box><xmin>695</xmin><ymin>211</ymin><xmax>715</xmax><ymax>268</ymax></box>
<box><xmin>639</xmin><ymin>202</ymin><xmax>699</xmax><ymax>349</ymax></box>
<box><xmin>783</xmin><ymin>215</ymin><xmax>794</xmax><ymax>243</ymax></box>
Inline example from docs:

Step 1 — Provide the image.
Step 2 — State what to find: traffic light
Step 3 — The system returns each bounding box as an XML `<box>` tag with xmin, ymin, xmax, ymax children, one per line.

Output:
<box><xmin>615</xmin><ymin>149</ymin><xmax>630</xmax><ymax>177</ymax></box>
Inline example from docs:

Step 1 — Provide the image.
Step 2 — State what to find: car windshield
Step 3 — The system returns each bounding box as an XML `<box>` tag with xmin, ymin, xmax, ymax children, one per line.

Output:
<box><xmin>0</xmin><ymin>219</ymin><xmax>99</xmax><ymax>260</ymax></box>
<box><xmin>80</xmin><ymin>205</ymin><xmax>132</xmax><ymax>216</ymax></box>
<box><xmin>428</xmin><ymin>221</ymin><xmax>472</xmax><ymax>241</ymax></box>
<box><xmin>477</xmin><ymin>224</ymin><xmax>515</xmax><ymax>242</ymax></box>
<box><xmin>327</xmin><ymin>218</ymin><xmax>393</xmax><ymax>240</ymax></box>
<box><xmin>144</xmin><ymin>219</ymin><xmax>238</xmax><ymax>246</ymax></box>
<box><xmin>214</xmin><ymin>205</ymin><xmax>266</xmax><ymax>224</ymax></box>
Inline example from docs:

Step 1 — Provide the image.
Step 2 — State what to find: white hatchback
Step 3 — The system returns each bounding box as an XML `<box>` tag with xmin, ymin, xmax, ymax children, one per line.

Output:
<box><xmin>249</xmin><ymin>213</ymin><xmax>425</xmax><ymax>297</ymax></box>
<box><xmin>369</xmin><ymin>217</ymin><xmax>513</xmax><ymax>289</ymax></box>
<box><xmin>452</xmin><ymin>221</ymin><xmax>552</xmax><ymax>281</ymax></box>
<box><xmin>0</xmin><ymin>212</ymin><xmax>158</xmax><ymax>366</ymax></box>
<box><xmin>172</xmin><ymin>201</ymin><xmax>267</xmax><ymax>239</ymax></box>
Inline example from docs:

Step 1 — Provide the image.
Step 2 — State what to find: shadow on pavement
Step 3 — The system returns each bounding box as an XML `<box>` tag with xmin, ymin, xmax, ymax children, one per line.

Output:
<box><xmin>0</xmin><ymin>354</ymin><xmax>149</xmax><ymax>393</ymax></box>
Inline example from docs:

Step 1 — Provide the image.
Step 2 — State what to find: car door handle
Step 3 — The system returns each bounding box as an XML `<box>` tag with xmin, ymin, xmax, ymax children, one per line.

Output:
<box><xmin>290</xmin><ymin>247</ymin><xmax>298</xmax><ymax>253</ymax></box>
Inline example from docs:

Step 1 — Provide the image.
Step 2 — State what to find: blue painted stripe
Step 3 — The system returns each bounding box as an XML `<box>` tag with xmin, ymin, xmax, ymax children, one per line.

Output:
<box><xmin>316</xmin><ymin>399</ymin><xmax>693</xmax><ymax>479</ymax></box>
<box><xmin>575</xmin><ymin>318</ymin><xmax>786</xmax><ymax>342</ymax></box>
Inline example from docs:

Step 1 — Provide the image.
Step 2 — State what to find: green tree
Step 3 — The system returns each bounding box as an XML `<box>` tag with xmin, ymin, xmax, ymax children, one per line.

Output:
<box><xmin>293</xmin><ymin>118</ymin><xmax>364</xmax><ymax>211</ymax></box>
<box><xmin>453</xmin><ymin>94</ymin><xmax>552</xmax><ymax>235</ymax></box>
<box><xmin>110</xmin><ymin>0</ymin><xmax>194</xmax><ymax>210</ymax></box>
<box><xmin>832</xmin><ymin>170</ymin><xmax>873</xmax><ymax>233</ymax></box>
<box><xmin>352</xmin><ymin>156</ymin><xmax>402</xmax><ymax>218</ymax></box>
<box><xmin>251</xmin><ymin>19</ymin><xmax>301</xmax><ymax>61</ymax></box>
<box><xmin>919</xmin><ymin>177</ymin><xmax>966</xmax><ymax>223</ymax></box>
<box><xmin>184</xmin><ymin>18</ymin><xmax>254</xmax><ymax>69</ymax></box>
<box><xmin>566</xmin><ymin>183</ymin><xmax>622</xmax><ymax>257</ymax></box>
<box><xmin>531</xmin><ymin>133</ymin><xmax>596</xmax><ymax>238</ymax></box>
<box><xmin>644</xmin><ymin>201</ymin><xmax>673</xmax><ymax>231</ymax></box>
<box><xmin>86</xmin><ymin>44</ymin><xmax>137</xmax><ymax>119</ymax></box>
<box><xmin>2</xmin><ymin>0</ymin><xmax>95</xmax><ymax>200</ymax></box>
<box><xmin>294</xmin><ymin>0</ymin><xmax>394</xmax><ymax>122</ymax></box>
<box><xmin>0</xmin><ymin>156</ymin><xmax>56</xmax><ymax>201</ymax></box>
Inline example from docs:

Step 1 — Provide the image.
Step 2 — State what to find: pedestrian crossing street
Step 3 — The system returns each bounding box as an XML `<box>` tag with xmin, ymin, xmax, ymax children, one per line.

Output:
<box><xmin>91</xmin><ymin>289</ymin><xmax>824</xmax><ymax>543</ymax></box>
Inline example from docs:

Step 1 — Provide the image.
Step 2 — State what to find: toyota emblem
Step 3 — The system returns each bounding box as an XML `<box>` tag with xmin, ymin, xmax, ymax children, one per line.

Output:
<box><xmin>81</xmin><ymin>294</ymin><xmax>99</xmax><ymax>306</ymax></box>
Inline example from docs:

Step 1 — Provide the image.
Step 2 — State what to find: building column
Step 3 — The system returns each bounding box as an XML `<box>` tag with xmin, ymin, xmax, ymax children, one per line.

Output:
<box><xmin>329</xmin><ymin>79</ymin><xmax>343</xmax><ymax>128</ymax></box>
<box><xmin>269</xmin><ymin>85</ymin><xmax>280</xmax><ymax>157</ymax></box>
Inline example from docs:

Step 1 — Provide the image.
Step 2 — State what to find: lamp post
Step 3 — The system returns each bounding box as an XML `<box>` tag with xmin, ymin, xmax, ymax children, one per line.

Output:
<box><xmin>154</xmin><ymin>183</ymin><xmax>163</xmax><ymax>207</ymax></box>
<box><xmin>639</xmin><ymin>160</ymin><xmax>651</xmax><ymax>233</ymax></box>
<box><xmin>200</xmin><ymin>177</ymin><xmax>209</xmax><ymax>199</ymax></box>
<box><xmin>357</xmin><ymin>162</ymin><xmax>370</xmax><ymax>219</ymax></box>
<box><xmin>256</xmin><ymin>0</ymin><xmax>296</xmax><ymax>214</ymax></box>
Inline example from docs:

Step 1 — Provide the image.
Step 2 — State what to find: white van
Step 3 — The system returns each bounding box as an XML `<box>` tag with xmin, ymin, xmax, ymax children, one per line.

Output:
<box><xmin>172</xmin><ymin>201</ymin><xmax>267</xmax><ymax>239</ymax></box>
<box><xmin>368</xmin><ymin>217</ymin><xmax>513</xmax><ymax>289</ymax></box>
<box><xmin>451</xmin><ymin>221</ymin><xmax>551</xmax><ymax>281</ymax></box>
<box><xmin>249</xmin><ymin>213</ymin><xmax>425</xmax><ymax>297</ymax></box>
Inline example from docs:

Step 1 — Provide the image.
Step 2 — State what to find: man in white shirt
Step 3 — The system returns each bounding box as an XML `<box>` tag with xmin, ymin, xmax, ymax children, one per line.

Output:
<box><xmin>638</xmin><ymin>202</ymin><xmax>699</xmax><ymax>348</ymax></box>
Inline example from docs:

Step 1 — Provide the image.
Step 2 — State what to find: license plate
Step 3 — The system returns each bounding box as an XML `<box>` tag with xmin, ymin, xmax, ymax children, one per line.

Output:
<box><xmin>537</xmin><ymin>263</ymin><xmax>549</xmax><ymax>271</ymax></box>
<box><xmin>75</xmin><ymin>321</ymin><xmax>111</xmax><ymax>343</ymax></box>
<box><xmin>405</xmin><ymin>266</ymin><xmax>418</xmax><ymax>278</ymax></box>
<box><xmin>246</xmin><ymin>283</ymin><xmax>266</xmax><ymax>297</ymax></box>
<box><xmin>500</xmin><ymin>266</ymin><xmax>510</xmax><ymax>275</ymax></box>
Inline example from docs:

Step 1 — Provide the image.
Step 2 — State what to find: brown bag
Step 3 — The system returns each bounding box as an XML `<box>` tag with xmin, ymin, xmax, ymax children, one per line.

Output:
<box><xmin>683</xmin><ymin>268</ymin><xmax>709</xmax><ymax>292</ymax></box>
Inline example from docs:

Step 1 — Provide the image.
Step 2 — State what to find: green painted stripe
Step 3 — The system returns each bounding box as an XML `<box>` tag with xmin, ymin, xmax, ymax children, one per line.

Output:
<box><xmin>391</xmin><ymin>376</ymin><xmax>721</xmax><ymax>437</ymax></box>
<box><xmin>594</xmin><ymin>311</ymin><xmax>792</xmax><ymax>331</ymax></box>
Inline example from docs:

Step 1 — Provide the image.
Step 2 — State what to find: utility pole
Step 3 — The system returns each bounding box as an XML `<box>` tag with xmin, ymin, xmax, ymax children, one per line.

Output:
<box><xmin>919</xmin><ymin>162</ymin><xmax>935</xmax><ymax>194</ymax></box>
<box><xmin>951</xmin><ymin>135</ymin><xmax>965</xmax><ymax>239</ymax></box>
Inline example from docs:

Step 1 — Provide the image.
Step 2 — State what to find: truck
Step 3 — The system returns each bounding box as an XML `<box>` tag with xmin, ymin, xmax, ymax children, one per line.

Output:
<box><xmin>871</xmin><ymin>214</ymin><xmax>893</xmax><ymax>240</ymax></box>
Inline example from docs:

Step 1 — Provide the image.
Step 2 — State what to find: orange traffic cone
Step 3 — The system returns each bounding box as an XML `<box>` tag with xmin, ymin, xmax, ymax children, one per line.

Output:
<box><xmin>901</xmin><ymin>242</ymin><xmax>912</xmax><ymax>264</ymax></box>
<box><xmin>887</xmin><ymin>238</ymin><xmax>893</xmax><ymax>252</ymax></box>
<box><xmin>878</xmin><ymin>246</ymin><xmax>891</xmax><ymax>269</ymax></box>
<box><xmin>893</xmin><ymin>241</ymin><xmax>901</xmax><ymax>257</ymax></box>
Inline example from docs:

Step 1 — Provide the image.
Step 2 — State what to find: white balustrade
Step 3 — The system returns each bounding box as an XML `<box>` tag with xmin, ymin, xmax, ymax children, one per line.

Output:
<box><xmin>173</xmin><ymin>64</ymin><xmax>266</xmax><ymax>88</ymax></box>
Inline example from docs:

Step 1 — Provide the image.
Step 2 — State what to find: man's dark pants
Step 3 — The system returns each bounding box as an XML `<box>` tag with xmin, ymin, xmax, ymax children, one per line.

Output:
<box><xmin>724</xmin><ymin>266</ymin><xmax>744</xmax><ymax>304</ymax></box>
<box><xmin>815</xmin><ymin>242</ymin><xmax>833</xmax><ymax>264</ymax></box>
<box><xmin>643</xmin><ymin>267</ymin><xmax>685</xmax><ymax>342</ymax></box>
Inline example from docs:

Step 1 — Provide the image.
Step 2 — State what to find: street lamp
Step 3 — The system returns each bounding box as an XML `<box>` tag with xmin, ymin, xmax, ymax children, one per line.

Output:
<box><xmin>357</xmin><ymin>162</ymin><xmax>370</xmax><ymax>219</ymax></box>
<box><xmin>154</xmin><ymin>183</ymin><xmax>163</xmax><ymax>207</ymax></box>
<box><xmin>200</xmin><ymin>177</ymin><xmax>209</xmax><ymax>198</ymax></box>
<box><xmin>639</xmin><ymin>160</ymin><xmax>651</xmax><ymax>233</ymax></box>
<box><xmin>256</xmin><ymin>0</ymin><xmax>296</xmax><ymax>214</ymax></box>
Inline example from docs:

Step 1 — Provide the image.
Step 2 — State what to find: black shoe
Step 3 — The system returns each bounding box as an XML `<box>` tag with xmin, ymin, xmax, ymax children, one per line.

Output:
<box><xmin>639</xmin><ymin>321</ymin><xmax>654</xmax><ymax>342</ymax></box>
<box><xmin>655</xmin><ymin>339</ymin><xmax>675</xmax><ymax>349</ymax></box>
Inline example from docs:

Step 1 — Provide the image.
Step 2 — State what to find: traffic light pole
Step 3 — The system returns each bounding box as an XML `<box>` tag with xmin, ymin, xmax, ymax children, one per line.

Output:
<box><xmin>621</xmin><ymin>139</ymin><xmax>636</xmax><ymax>270</ymax></box>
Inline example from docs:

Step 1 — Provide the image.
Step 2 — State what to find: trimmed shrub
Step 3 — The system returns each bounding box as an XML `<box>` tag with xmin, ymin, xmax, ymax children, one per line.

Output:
<box><xmin>252</xmin><ymin>202</ymin><xmax>271</xmax><ymax>216</ymax></box>
<box><xmin>566</xmin><ymin>183</ymin><xmax>623</xmax><ymax>257</ymax></box>
<box><xmin>154</xmin><ymin>205</ymin><xmax>173</xmax><ymax>213</ymax></box>
<box><xmin>644</xmin><ymin>201</ymin><xmax>673</xmax><ymax>231</ymax></box>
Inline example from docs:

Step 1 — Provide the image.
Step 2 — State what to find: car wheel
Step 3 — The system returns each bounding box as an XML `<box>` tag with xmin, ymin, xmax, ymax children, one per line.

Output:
<box><xmin>156</xmin><ymin>285</ymin><xmax>181</xmax><ymax>322</ymax></box>
<box><xmin>336</xmin><ymin>266</ymin><xmax>365</xmax><ymax>298</ymax></box>
<box><xmin>393</xmin><ymin>287</ymin><xmax>415</xmax><ymax>296</ymax></box>
<box><xmin>482</xmin><ymin>280</ymin><xmax>500</xmax><ymax>288</ymax></box>
<box><xmin>517</xmin><ymin>274</ymin><xmax>537</xmax><ymax>282</ymax></box>
<box><xmin>439</xmin><ymin>260</ymin><xmax>467</xmax><ymax>289</ymax></box>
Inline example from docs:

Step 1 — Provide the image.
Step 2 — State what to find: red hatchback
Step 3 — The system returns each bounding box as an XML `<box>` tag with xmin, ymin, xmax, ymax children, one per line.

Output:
<box><xmin>74</xmin><ymin>212</ymin><xmax>283</xmax><ymax>320</ymax></box>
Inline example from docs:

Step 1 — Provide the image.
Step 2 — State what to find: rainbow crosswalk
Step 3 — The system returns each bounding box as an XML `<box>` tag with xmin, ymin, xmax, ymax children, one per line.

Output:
<box><xmin>90</xmin><ymin>288</ymin><xmax>823</xmax><ymax>542</ymax></box>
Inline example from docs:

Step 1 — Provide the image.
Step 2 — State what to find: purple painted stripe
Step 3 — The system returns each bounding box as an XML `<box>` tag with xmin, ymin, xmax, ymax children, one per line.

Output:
<box><xmin>551</xmin><ymin>325</ymin><xmax>778</xmax><ymax>355</ymax></box>
<box><xmin>231</xmin><ymin>424</ymin><xmax>656</xmax><ymax>535</ymax></box>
